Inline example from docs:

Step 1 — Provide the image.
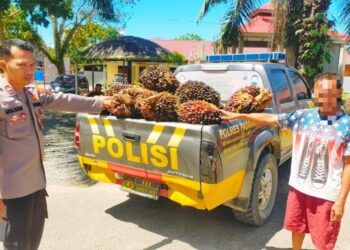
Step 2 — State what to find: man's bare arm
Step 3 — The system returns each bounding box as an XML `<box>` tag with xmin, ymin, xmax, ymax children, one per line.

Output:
<box><xmin>331</xmin><ymin>156</ymin><xmax>350</xmax><ymax>221</ymax></box>
<box><xmin>220</xmin><ymin>110</ymin><xmax>278</xmax><ymax>125</ymax></box>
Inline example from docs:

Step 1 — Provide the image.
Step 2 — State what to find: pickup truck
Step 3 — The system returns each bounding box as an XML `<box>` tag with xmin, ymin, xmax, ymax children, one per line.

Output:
<box><xmin>75</xmin><ymin>61</ymin><xmax>312</xmax><ymax>225</ymax></box>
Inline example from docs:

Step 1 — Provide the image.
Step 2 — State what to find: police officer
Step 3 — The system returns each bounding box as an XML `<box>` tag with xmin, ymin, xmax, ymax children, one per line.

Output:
<box><xmin>0</xmin><ymin>39</ymin><xmax>111</xmax><ymax>249</ymax></box>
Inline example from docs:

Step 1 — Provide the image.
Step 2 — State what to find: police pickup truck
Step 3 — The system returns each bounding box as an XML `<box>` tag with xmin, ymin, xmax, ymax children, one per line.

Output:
<box><xmin>75</xmin><ymin>53</ymin><xmax>312</xmax><ymax>225</ymax></box>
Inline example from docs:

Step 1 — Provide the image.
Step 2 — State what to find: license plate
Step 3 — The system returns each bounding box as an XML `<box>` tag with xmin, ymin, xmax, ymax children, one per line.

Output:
<box><xmin>121</xmin><ymin>175</ymin><xmax>160</xmax><ymax>200</ymax></box>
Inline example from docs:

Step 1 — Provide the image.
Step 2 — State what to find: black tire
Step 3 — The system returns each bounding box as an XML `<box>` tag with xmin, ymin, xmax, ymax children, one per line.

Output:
<box><xmin>233</xmin><ymin>151</ymin><xmax>278</xmax><ymax>226</ymax></box>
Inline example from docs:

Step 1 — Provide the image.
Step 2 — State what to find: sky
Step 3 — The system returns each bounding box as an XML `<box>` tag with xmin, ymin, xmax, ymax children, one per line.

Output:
<box><xmin>40</xmin><ymin>0</ymin><xmax>347</xmax><ymax>46</ymax></box>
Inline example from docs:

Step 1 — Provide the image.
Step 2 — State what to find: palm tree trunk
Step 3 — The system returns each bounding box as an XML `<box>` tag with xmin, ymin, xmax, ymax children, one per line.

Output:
<box><xmin>0</xmin><ymin>13</ymin><xmax>5</xmax><ymax>45</ymax></box>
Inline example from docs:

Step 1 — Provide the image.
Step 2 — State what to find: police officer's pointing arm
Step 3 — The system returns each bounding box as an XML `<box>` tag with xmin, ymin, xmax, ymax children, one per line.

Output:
<box><xmin>39</xmin><ymin>91</ymin><xmax>107</xmax><ymax>114</ymax></box>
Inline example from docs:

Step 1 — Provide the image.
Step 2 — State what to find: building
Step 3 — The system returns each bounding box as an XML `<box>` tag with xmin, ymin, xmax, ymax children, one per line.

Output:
<box><xmin>150</xmin><ymin>2</ymin><xmax>349</xmax><ymax>80</ymax></box>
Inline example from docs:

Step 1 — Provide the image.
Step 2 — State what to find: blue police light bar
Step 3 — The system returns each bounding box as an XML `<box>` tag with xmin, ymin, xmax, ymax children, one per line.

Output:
<box><xmin>205</xmin><ymin>52</ymin><xmax>286</xmax><ymax>63</ymax></box>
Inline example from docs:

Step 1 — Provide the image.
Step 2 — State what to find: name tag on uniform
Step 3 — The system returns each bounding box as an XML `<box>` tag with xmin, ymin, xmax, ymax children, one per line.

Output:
<box><xmin>4</xmin><ymin>106</ymin><xmax>23</xmax><ymax>115</ymax></box>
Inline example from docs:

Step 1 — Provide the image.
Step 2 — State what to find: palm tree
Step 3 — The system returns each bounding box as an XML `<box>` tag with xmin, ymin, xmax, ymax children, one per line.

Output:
<box><xmin>197</xmin><ymin>0</ymin><xmax>260</xmax><ymax>52</ymax></box>
<box><xmin>340</xmin><ymin>0</ymin><xmax>350</xmax><ymax>36</ymax></box>
<box><xmin>198</xmin><ymin>0</ymin><xmax>349</xmax><ymax>85</ymax></box>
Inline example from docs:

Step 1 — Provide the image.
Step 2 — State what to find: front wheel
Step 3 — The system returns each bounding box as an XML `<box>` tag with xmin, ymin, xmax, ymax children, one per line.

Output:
<box><xmin>233</xmin><ymin>151</ymin><xmax>278</xmax><ymax>226</ymax></box>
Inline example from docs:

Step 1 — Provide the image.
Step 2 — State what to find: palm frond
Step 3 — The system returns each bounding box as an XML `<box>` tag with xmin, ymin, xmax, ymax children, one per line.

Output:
<box><xmin>220</xmin><ymin>0</ymin><xmax>261</xmax><ymax>49</ymax></box>
<box><xmin>339</xmin><ymin>0</ymin><xmax>350</xmax><ymax>36</ymax></box>
<box><xmin>87</xmin><ymin>0</ymin><xmax>115</xmax><ymax>20</ymax></box>
<box><xmin>197</xmin><ymin>0</ymin><xmax>228</xmax><ymax>22</ymax></box>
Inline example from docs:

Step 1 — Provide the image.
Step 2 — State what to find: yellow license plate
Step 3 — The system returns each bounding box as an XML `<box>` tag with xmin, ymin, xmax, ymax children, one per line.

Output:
<box><xmin>121</xmin><ymin>175</ymin><xmax>160</xmax><ymax>200</ymax></box>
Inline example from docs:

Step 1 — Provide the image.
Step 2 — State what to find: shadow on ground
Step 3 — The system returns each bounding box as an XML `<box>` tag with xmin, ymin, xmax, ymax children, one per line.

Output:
<box><xmin>105</xmin><ymin>161</ymin><xmax>308</xmax><ymax>250</ymax></box>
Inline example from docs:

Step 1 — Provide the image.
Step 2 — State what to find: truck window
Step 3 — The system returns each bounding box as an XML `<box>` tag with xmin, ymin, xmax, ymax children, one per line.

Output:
<box><xmin>270</xmin><ymin>69</ymin><xmax>294</xmax><ymax>105</ymax></box>
<box><xmin>288</xmin><ymin>71</ymin><xmax>310</xmax><ymax>100</ymax></box>
<box><xmin>176</xmin><ymin>70</ymin><xmax>263</xmax><ymax>102</ymax></box>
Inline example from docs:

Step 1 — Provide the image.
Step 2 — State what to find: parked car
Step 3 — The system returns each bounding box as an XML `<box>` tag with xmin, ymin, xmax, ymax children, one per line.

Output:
<box><xmin>75</xmin><ymin>53</ymin><xmax>312</xmax><ymax>226</ymax></box>
<box><xmin>49</xmin><ymin>74</ymin><xmax>89</xmax><ymax>94</ymax></box>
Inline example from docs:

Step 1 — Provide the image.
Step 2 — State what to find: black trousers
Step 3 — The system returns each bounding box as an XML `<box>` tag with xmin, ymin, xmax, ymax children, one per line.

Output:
<box><xmin>0</xmin><ymin>189</ymin><xmax>48</xmax><ymax>250</ymax></box>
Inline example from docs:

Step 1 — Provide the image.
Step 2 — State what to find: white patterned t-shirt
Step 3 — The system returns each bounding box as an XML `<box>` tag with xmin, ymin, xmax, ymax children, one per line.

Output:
<box><xmin>277</xmin><ymin>109</ymin><xmax>350</xmax><ymax>201</ymax></box>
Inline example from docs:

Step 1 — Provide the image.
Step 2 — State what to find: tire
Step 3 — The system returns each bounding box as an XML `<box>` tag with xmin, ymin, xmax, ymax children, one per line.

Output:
<box><xmin>233</xmin><ymin>151</ymin><xmax>278</xmax><ymax>226</ymax></box>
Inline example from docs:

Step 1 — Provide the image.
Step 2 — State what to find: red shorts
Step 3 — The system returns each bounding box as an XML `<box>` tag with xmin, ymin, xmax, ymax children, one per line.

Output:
<box><xmin>284</xmin><ymin>187</ymin><xmax>341</xmax><ymax>250</ymax></box>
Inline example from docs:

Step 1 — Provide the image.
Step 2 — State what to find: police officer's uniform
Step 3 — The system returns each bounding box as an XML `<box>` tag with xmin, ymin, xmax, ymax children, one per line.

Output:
<box><xmin>0</xmin><ymin>76</ymin><xmax>103</xmax><ymax>249</ymax></box>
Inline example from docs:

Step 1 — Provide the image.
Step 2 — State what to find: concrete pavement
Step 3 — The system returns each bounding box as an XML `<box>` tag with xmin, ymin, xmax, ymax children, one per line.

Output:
<box><xmin>38</xmin><ymin>180</ymin><xmax>350</xmax><ymax>250</ymax></box>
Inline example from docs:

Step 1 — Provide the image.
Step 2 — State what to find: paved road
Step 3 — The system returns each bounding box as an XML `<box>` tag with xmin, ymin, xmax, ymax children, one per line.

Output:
<box><xmin>37</xmin><ymin>111</ymin><xmax>349</xmax><ymax>250</ymax></box>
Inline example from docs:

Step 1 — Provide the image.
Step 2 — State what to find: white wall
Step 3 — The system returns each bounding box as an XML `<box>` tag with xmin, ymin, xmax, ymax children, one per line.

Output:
<box><xmin>324</xmin><ymin>44</ymin><xmax>341</xmax><ymax>73</ymax></box>
<box><xmin>43</xmin><ymin>57</ymin><xmax>71</xmax><ymax>83</ymax></box>
<box><xmin>84</xmin><ymin>71</ymin><xmax>106</xmax><ymax>90</ymax></box>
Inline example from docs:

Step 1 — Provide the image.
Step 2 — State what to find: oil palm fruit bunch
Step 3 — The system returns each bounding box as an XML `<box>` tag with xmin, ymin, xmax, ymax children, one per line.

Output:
<box><xmin>109</xmin><ymin>93</ymin><xmax>135</xmax><ymax>118</ymax></box>
<box><xmin>105</xmin><ymin>84</ymin><xmax>134</xmax><ymax>96</ymax></box>
<box><xmin>107</xmin><ymin>86</ymin><xmax>156</xmax><ymax>118</ymax></box>
<box><xmin>225</xmin><ymin>86</ymin><xmax>272</xmax><ymax>113</ymax></box>
<box><xmin>175</xmin><ymin>81</ymin><xmax>221</xmax><ymax>107</ymax></box>
<box><xmin>140</xmin><ymin>92</ymin><xmax>179</xmax><ymax>121</ymax></box>
<box><xmin>139</xmin><ymin>65</ymin><xmax>179</xmax><ymax>93</ymax></box>
<box><xmin>178</xmin><ymin>100</ymin><xmax>222</xmax><ymax>125</ymax></box>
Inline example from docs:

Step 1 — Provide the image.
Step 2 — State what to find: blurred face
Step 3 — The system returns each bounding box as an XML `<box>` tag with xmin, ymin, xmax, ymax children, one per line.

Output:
<box><xmin>95</xmin><ymin>85</ymin><xmax>102</xmax><ymax>93</ymax></box>
<box><xmin>313</xmin><ymin>76</ymin><xmax>342</xmax><ymax>116</ymax></box>
<box><xmin>0</xmin><ymin>46</ymin><xmax>36</xmax><ymax>89</ymax></box>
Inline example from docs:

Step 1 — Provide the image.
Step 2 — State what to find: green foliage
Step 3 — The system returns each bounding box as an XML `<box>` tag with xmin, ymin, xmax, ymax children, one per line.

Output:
<box><xmin>174</xmin><ymin>33</ymin><xmax>203</xmax><ymax>41</ymax></box>
<box><xmin>197</xmin><ymin>0</ymin><xmax>259</xmax><ymax>50</ymax></box>
<box><xmin>67</xmin><ymin>19</ymin><xmax>119</xmax><ymax>63</ymax></box>
<box><xmin>163</xmin><ymin>51</ymin><xmax>187</xmax><ymax>65</ymax></box>
<box><xmin>0</xmin><ymin>0</ymin><xmax>72</xmax><ymax>26</ymax></box>
<box><xmin>2</xmin><ymin>5</ymin><xmax>35</xmax><ymax>41</ymax></box>
<box><xmin>297</xmin><ymin>10</ymin><xmax>332</xmax><ymax>86</ymax></box>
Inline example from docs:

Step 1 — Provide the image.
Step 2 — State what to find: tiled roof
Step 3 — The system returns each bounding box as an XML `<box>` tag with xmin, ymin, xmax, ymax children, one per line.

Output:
<box><xmin>149</xmin><ymin>39</ymin><xmax>214</xmax><ymax>60</ymax></box>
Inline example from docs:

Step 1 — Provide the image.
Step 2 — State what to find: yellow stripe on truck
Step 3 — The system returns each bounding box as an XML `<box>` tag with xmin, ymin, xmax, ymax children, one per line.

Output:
<box><xmin>168</xmin><ymin>127</ymin><xmax>187</xmax><ymax>147</ymax></box>
<box><xmin>102</xmin><ymin>118</ymin><xmax>115</xmax><ymax>137</ymax></box>
<box><xmin>146</xmin><ymin>124</ymin><xmax>165</xmax><ymax>144</ymax></box>
<box><xmin>87</xmin><ymin>116</ymin><xmax>100</xmax><ymax>134</ymax></box>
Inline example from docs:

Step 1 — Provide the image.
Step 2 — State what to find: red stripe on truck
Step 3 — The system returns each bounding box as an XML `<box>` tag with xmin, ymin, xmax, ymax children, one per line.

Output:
<box><xmin>108</xmin><ymin>162</ymin><xmax>163</xmax><ymax>183</ymax></box>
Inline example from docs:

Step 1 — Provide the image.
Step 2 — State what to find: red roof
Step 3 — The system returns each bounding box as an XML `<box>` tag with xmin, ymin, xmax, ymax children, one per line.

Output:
<box><xmin>149</xmin><ymin>39</ymin><xmax>214</xmax><ymax>60</ymax></box>
<box><xmin>242</xmin><ymin>2</ymin><xmax>347</xmax><ymax>41</ymax></box>
<box><xmin>241</xmin><ymin>15</ymin><xmax>274</xmax><ymax>34</ymax></box>
<box><xmin>249</xmin><ymin>2</ymin><xmax>273</xmax><ymax>18</ymax></box>
<box><xmin>149</xmin><ymin>1</ymin><xmax>348</xmax><ymax>60</ymax></box>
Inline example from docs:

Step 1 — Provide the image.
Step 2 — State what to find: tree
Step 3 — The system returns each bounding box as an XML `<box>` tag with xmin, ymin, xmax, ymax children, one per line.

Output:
<box><xmin>66</xmin><ymin>19</ymin><xmax>119</xmax><ymax>64</ymax></box>
<box><xmin>163</xmin><ymin>51</ymin><xmax>187</xmax><ymax>64</ymax></box>
<box><xmin>32</xmin><ymin>0</ymin><xmax>136</xmax><ymax>74</ymax></box>
<box><xmin>197</xmin><ymin>1</ymin><xmax>259</xmax><ymax>50</ymax></box>
<box><xmin>175</xmin><ymin>33</ymin><xmax>204</xmax><ymax>41</ymax></box>
<box><xmin>0</xmin><ymin>0</ymin><xmax>71</xmax><ymax>44</ymax></box>
<box><xmin>1</xmin><ymin>5</ymin><xmax>36</xmax><ymax>42</ymax></box>
<box><xmin>340</xmin><ymin>0</ymin><xmax>350</xmax><ymax>36</ymax></box>
<box><xmin>296</xmin><ymin>0</ymin><xmax>333</xmax><ymax>85</ymax></box>
<box><xmin>197</xmin><ymin>0</ymin><xmax>349</xmax><ymax>85</ymax></box>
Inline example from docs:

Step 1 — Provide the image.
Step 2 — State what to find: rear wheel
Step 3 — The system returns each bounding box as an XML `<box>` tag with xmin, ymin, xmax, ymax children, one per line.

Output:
<box><xmin>233</xmin><ymin>151</ymin><xmax>278</xmax><ymax>226</ymax></box>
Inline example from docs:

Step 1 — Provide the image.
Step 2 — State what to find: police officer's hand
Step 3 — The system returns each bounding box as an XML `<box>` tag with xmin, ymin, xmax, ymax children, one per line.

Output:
<box><xmin>93</xmin><ymin>96</ymin><xmax>113</xmax><ymax>110</ymax></box>
<box><xmin>0</xmin><ymin>199</ymin><xmax>4</xmax><ymax>222</ymax></box>
<box><xmin>102</xmin><ymin>96</ymin><xmax>113</xmax><ymax>110</ymax></box>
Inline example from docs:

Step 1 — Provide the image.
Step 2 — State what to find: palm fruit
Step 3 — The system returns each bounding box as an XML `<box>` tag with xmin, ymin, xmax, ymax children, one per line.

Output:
<box><xmin>175</xmin><ymin>80</ymin><xmax>221</xmax><ymax>106</ymax></box>
<box><xmin>139</xmin><ymin>65</ymin><xmax>179</xmax><ymax>93</ymax></box>
<box><xmin>140</xmin><ymin>92</ymin><xmax>179</xmax><ymax>121</ymax></box>
<box><xmin>105</xmin><ymin>84</ymin><xmax>134</xmax><ymax>96</ymax></box>
<box><xmin>109</xmin><ymin>93</ymin><xmax>135</xmax><ymax>118</ymax></box>
<box><xmin>106</xmin><ymin>86</ymin><xmax>156</xmax><ymax>118</ymax></box>
<box><xmin>178</xmin><ymin>100</ymin><xmax>222</xmax><ymax>125</ymax></box>
<box><xmin>225</xmin><ymin>86</ymin><xmax>272</xmax><ymax>113</ymax></box>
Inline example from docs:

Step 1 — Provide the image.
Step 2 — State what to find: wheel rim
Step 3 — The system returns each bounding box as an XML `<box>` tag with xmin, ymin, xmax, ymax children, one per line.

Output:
<box><xmin>258</xmin><ymin>168</ymin><xmax>273</xmax><ymax>211</ymax></box>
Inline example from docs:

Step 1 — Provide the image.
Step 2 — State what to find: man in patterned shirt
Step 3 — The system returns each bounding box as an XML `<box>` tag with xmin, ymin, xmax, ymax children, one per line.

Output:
<box><xmin>221</xmin><ymin>73</ymin><xmax>350</xmax><ymax>250</ymax></box>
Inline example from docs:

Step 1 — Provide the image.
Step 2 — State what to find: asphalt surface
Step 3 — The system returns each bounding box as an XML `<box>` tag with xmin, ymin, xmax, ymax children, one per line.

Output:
<box><xmin>27</xmin><ymin>111</ymin><xmax>350</xmax><ymax>249</ymax></box>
